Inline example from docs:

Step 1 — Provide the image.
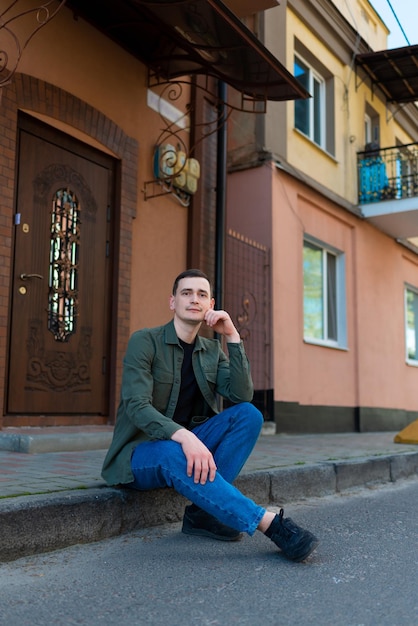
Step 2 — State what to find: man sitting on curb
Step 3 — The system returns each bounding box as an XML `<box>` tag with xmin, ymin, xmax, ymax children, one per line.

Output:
<box><xmin>102</xmin><ymin>269</ymin><xmax>319</xmax><ymax>562</ymax></box>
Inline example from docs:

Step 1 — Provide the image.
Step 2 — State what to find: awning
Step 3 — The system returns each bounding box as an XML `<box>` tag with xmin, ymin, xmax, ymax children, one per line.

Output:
<box><xmin>356</xmin><ymin>45</ymin><xmax>418</xmax><ymax>103</ymax></box>
<box><xmin>67</xmin><ymin>0</ymin><xmax>309</xmax><ymax>102</ymax></box>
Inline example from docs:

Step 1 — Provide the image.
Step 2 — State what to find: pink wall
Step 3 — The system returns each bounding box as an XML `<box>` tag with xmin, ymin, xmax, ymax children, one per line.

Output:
<box><xmin>226</xmin><ymin>164</ymin><xmax>273</xmax><ymax>248</ymax></box>
<box><xmin>270</xmin><ymin>169</ymin><xmax>356</xmax><ymax>408</ymax></box>
<box><xmin>228</xmin><ymin>162</ymin><xmax>418</xmax><ymax>415</ymax></box>
<box><xmin>271</xmin><ymin>166</ymin><xmax>418</xmax><ymax>412</ymax></box>
<box><xmin>354</xmin><ymin>225</ymin><xmax>418</xmax><ymax>409</ymax></box>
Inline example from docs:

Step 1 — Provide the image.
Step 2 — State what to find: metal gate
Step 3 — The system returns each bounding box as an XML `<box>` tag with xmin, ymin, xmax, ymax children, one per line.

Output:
<box><xmin>224</xmin><ymin>229</ymin><xmax>273</xmax><ymax>420</ymax></box>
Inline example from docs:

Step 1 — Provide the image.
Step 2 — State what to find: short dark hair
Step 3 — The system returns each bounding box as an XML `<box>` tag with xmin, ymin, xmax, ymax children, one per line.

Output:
<box><xmin>172</xmin><ymin>269</ymin><xmax>212</xmax><ymax>295</ymax></box>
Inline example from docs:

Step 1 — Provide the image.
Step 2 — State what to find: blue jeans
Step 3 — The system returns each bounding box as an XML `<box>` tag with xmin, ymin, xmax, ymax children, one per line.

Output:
<box><xmin>130</xmin><ymin>402</ymin><xmax>266</xmax><ymax>535</ymax></box>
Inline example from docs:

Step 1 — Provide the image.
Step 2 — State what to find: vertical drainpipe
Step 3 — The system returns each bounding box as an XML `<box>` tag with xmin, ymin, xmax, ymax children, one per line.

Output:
<box><xmin>215</xmin><ymin>80</ymin><xmax>227</xmax><ymax>310</ymax></box>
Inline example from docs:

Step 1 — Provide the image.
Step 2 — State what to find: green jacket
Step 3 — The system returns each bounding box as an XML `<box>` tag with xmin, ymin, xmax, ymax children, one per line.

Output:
<box><xmin>101</xmin><ymin>320</ymin><xmax>254</xmax><ymax>485</ymax></box>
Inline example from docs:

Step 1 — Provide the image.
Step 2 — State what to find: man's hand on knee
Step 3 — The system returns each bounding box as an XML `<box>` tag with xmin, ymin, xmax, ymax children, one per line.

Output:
<box><xmin>171</xmin><ymin>429</ymin><xmax>217</xmax><ymax>484</ymax></box>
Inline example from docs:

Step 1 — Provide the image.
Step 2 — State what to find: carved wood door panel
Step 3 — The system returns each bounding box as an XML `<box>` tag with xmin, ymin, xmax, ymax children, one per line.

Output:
<box><xmin>7</xmin><ymin>115</ymin><xmax>115</xmax><ymax>420</ymax></box>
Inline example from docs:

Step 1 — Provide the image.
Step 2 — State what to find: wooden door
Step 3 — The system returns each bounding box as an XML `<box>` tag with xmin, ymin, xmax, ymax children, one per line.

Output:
<box><xmin>7</xmin><ymin>115</ymin><xmax>115</xmax><ymax>421</ymax></box>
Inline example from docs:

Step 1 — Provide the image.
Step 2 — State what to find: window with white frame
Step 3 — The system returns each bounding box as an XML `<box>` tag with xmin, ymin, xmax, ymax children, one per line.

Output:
<box><xmin>294</xmin><ymin>55</ymin><xmax>326</xmax><ymax>148</ymax></box>
<box><xmin>303</xmin><ymin>238</ymin><xmax>346</xmax><ymax>347</ymax></box>
<box><xmin>364</xmin><ymin>102</ymin><xmax>380</xmax><ymax>148</ymax></box>
<box><xmin>364</xmin><ymin>113</ymin><xmax>372</xmax><ymax>146</ymax></box>
<box><xmin>405</xmin><ymin>286</ymin><xmax>418</xmax><ymax>362</ymax></box>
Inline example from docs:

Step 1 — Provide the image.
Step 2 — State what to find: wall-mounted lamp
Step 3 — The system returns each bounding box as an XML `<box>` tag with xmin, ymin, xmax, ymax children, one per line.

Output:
<box><xmin>153</xmin><ymin>144</ymin><xmax>200</xmax><ymax>195</ymax></box>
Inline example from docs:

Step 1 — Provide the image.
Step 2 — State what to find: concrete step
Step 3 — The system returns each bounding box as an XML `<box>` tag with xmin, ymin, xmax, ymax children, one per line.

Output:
<box><xmin>0</xmin><ymin>426</ymin><xmax>114</xmax><ymax>454</ymax></box>
<box><xmin>0</xmin><ymin>422</ymin><xmax>276</xmax><ymax>454</ymax></box>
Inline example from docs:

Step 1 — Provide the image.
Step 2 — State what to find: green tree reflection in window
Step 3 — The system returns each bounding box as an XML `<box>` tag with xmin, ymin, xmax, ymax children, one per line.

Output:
<box><xmin>303</xmin><ymin>241</ymin><xmax>323</xmax><ymax>339</ymax></box>
<box><xmin>48</xmin><ymin>188</ymin><xmax>80</xmax><ymax>342</ymax></box>
<box><xmin>303</xmin><ymin>240</ymin><xmax>338</xmax><ymax>342</ymax></box>
<box><xmin>406</xmin><ymin>288</ymin><xmax>418</xmax><ymax>360</ymax></box>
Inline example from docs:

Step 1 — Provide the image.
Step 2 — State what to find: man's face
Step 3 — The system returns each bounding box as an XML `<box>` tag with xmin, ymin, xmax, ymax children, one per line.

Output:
<box><xmin>169</xmin><ymin>276</ymin><xmax>214</xmax><ymax>324</ymax></box>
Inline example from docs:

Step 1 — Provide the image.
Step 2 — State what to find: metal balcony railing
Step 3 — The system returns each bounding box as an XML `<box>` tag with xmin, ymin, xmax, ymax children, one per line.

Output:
<box><xmin>357</xmin><ymin>142</ymin><xmax>418</xmax><ymax>205</ymax></box>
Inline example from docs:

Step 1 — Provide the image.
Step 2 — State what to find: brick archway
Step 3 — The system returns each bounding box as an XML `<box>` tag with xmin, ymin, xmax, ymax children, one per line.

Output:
<box><xmin>0</xmin><ymin>74</ymin><xmax>138</xmax><ymax>426</ymax></box>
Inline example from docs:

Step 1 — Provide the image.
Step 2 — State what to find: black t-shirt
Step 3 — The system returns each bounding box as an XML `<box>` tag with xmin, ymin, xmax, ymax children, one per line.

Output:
<box><xmin>172</xmin><ymin>339</ymin><xmax>202</xmax><ymax>427</ymax></box>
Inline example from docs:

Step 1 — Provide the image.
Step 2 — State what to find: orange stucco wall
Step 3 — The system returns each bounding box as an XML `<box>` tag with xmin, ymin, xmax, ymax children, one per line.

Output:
<box><xmin>0</xmin><ymin>3</ymin><xmax>202</xmax><ymax>426</ymax></box>
<box><xmin>15</xmin><ymin>3</ymin><xmax>190</xmax><ymax>332</ymax></box>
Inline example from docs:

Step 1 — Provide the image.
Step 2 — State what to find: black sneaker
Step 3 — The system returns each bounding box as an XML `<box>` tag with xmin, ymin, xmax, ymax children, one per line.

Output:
<box><xmin>182</xmin><ymin>505</ymin><xmax>242</xmax><ymax>542</ymax></box>
<box><xmin>265</xmin><ymin>508</ymin><xmax>319</xmax><ymax>562</ymax></box>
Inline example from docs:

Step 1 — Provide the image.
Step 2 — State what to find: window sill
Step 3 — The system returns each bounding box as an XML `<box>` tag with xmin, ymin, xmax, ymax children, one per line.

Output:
<box><xmin>293</xmin><ymin>128</ymin><xmax>337</xmax><ymax>163</ymax></box>
<box><xmin>406</xmin><ymin>359</ymin><xmax>418</xmax><ymax>367</ymax></box>
<box><xmin>304</xmin><ymin>338</ymin><xmax>348</xmax><ymax>351</ymax></box>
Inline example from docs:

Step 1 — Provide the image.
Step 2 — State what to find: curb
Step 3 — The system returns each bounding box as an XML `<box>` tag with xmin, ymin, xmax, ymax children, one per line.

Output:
<box><xmin>1</xmin><ymin>452</ymin><xmax>418</xmax><ymax>562</ymax></box>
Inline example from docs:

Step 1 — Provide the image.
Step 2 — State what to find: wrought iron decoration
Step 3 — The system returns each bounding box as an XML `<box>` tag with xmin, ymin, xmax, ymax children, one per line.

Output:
<box><xmin>0</xmin><ymin>0</ymin><xmax>66</xmax><ymax>87</ymax></box>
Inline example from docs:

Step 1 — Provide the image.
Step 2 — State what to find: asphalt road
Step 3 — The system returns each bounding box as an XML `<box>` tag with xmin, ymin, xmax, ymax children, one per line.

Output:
<box><xmin>1</xmin><ymin>479</ymin><xmax>417</xmax><ymax>626</ymax></box>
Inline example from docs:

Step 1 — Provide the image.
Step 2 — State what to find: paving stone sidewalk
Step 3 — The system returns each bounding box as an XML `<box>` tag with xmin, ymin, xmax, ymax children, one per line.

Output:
<box><xmin>1</xmin><ymin>431</ymin><xmax>416</xmax><ymax>499</ymax></box>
